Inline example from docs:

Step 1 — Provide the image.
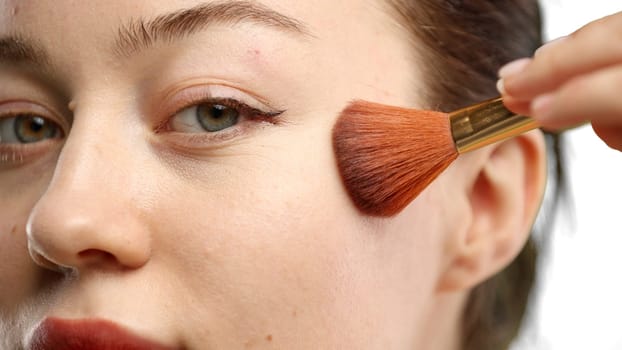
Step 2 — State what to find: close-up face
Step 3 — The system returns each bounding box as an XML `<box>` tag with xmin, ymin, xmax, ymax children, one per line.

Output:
<box><xmin>0</xmin><ymin>0</ymin><xmax>546</xmax><ymax>349</ymax></box>
<box><xmin>0</xmin><ymin>0</ymin><xmax>457</xmax><ymax>348</ymax></box>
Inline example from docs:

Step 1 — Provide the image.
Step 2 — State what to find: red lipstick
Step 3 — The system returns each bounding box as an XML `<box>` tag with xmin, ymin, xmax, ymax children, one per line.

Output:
<box><xmin>28</xmin><ymin>318</ymin><xmax>179</xmax><ymax>350</ymax></box>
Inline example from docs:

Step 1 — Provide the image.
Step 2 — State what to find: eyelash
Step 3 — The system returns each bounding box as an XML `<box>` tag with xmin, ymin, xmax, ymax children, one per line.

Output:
<box><xmin>0</xmin><ymin>110</ymin><xmax>65</xmax><ymax>168</ymax></box>
<box><xmin>0</xmin><ymin>142</ymin><xmax>56</xmax><ymax>167</ymax></box>
<box><xmin>154</xmin><ymin>93</ymin><xmax>285</xmax><ymax>145</ymax></box>
<box><xmin>157</xmin><ymin>97</ymin><xmax>283</xmax><ymax>131</ymax></box>
<box><xmin>0</xmin><ymin>90</ymin><xmax>284</xmax><ymax>167</ymax></box>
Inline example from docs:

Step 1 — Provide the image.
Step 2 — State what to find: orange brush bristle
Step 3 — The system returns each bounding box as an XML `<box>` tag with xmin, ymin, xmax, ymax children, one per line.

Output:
<box><xmin>332</xmin><ymin>97</ymin><xmax>537</xmax><ymax>217</ymax></box>
<box><xmin>332</xmin><ymin>101</ymin><xmax>458</xmax><ymax>217</ymax></box>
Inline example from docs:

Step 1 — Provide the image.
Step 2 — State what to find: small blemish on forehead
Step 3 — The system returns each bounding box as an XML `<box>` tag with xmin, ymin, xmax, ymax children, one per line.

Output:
<box><xmin>246</xmin><ymin>48</ymin><xmax>262</xmax><ymax>62</ymax></box>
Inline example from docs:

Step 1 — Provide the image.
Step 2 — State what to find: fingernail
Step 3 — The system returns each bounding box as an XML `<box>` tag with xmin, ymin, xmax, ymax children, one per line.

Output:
<box><xmin>496</xmin><ymin>79</ymin><xmax>506</xmax><ymax>95</ymax></box>
<box><xmin>534</xmin><ymin>36</ymin><xmax>568</xmax><ymax>57</ymax></box>
<box><xmin>531</xmin><ymin>94</ymin><xmax>555</xmax><ymax>119</ymax></box>
<box><xmin>498</xmin><ymin>58</ymin><xmax>531</xmax><ymax>79</ymax></box>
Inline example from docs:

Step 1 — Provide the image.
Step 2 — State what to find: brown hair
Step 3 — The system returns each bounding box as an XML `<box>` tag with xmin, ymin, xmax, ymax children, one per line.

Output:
<box><xmin>384</xmin><ymin>1</ymin><xmax>562</xmax><ymax>349</ymax></box>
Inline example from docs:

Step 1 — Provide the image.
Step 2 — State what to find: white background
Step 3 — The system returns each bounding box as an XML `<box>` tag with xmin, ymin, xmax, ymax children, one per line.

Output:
<box><xmin>511</xmin><ymin>2</ymin><xmax>622</xmax><ymax>350</ymax></box>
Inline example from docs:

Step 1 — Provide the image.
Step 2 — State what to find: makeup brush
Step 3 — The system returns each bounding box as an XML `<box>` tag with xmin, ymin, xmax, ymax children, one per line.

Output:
<box><xmin>332</xmin><ymin>97</ymin><xmax>538</xmax><ymax>217</ymax></box>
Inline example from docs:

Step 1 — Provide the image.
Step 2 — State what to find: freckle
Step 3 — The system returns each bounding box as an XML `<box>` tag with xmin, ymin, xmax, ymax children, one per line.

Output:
<box><xmin>265</xmin><ymin>335</ymin><xmax>272</xmax><ymax>342</ymax></box>
<box><xmin>11</xmin><ymin>225</ymin><xmax>17</xmax><ymax>235</ymax></box>
<box><xmin>247</xmin><ymin>48</ymin><xmax>261</xmax><ymax>57</ymax></box>
<box><xmin>292</xmin><ymin>309</ymin><xmax>297</xmax><ymax>318</ymax></box>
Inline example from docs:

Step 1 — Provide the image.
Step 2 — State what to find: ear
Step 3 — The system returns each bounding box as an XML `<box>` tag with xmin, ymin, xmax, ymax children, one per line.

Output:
<box><xmin>436</xmin><ymin>130</ymin><xmax>546</xmax><ymax>292</ymax></box>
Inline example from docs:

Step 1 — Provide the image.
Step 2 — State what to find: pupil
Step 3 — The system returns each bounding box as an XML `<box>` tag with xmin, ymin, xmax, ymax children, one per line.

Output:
<box><xmin>30</xmin><ymin>117</ymin><xmax>45</xmax><ymax>132</ymax></box>
<box><xmin>211</xmin><ymin>105</ymin><xmax>226</xmax><ymax>119</ymax></box>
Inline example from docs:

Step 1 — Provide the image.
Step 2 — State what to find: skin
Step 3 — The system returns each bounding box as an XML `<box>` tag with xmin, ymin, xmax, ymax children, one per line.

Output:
<box><xmin>499</xmin><ymin>11</ymin><xmax>622</xmax><ymax>151</ymax></box>
<box><xmin>0</xmin><ymin>1</ymin><xmax>547</xmax><ymax>349</ymax></box>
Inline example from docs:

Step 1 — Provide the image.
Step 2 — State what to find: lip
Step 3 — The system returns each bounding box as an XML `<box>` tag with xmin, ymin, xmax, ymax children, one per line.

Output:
<box><xmin>28</xmin><ymin>317</ymin><xmax>180</xmax><ymax>350</ymax></box>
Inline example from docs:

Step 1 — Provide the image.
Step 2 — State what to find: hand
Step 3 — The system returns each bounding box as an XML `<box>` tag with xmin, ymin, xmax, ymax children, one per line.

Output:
<box><xmin>497</xmin><ymin>11</ymin><xmax>622</xmax><ymax>151</ymax></box>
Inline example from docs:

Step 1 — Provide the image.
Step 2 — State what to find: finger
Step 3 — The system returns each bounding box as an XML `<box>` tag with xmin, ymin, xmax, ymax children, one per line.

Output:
<box><xmin>502</xmin><ymin>11</ymin><xmax>622</xmax><ymax>100</ymax></box>
<box><xmin>533</xmin><ymin>36</ymin><xmax>568</xmax><ymax>58</ymax></box>
<box><xmin>500</xmin><ymin>95</ymin><xmax>531</xmax><ymax>116</ymax></box>
<box><xmin>592</xmin><ymin>123</ymin><xmax>622</xmax><ymax>151</ymax></box>
<box><xmin>530</xmin><ymin>64</ymin><xmax>622</xmax><ymax>130</ymax></box>
<box><xmin>497</xmin><ymin>75</ymin><xmax>532</xmax><ymax>115</ymax></box>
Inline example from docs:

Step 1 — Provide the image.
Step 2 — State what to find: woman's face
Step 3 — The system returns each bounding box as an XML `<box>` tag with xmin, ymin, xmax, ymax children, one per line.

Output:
<box><xmin>0</xmin><ymin>0</ymin><xmax>457</xmax><ymax>348</ymax></box>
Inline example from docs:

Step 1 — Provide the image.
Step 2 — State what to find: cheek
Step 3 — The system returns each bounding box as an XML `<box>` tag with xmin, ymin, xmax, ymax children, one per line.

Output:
<box><xmin>145</xmin><ymin>122</ymin><xmax>445</xmax><ymax>345</ymax></box>
<box><xmin>0</xmin><ymin>209</ymin><xmax>34</xmax><ymax>314</ymax></box>
<box><xmin>0</xmin><ymin>159</ymin><xmax>57</xmax><ymax>314</ymax></box>
<box><xmin>148</xmin><ymin>123</ymin><xmax>364</xmax><ymax>317</ymax></box>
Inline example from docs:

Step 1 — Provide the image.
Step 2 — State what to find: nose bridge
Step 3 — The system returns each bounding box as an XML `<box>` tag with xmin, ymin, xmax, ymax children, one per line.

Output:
<box><xmin>27</xmin><ymin>101</ymin><xmax>152</xmax><ymax>271</ymax></box>
<box><xmin>53</xmin><ymin>101</ymin><xmax>133</xmax><ymax>194</ymax></box>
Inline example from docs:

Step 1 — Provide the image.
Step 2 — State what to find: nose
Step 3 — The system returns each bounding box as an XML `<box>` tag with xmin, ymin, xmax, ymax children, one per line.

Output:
<box><xmin>27</xmin><ymin>113</ymin><xmax>152</xmax><ymax>274</ymax></box>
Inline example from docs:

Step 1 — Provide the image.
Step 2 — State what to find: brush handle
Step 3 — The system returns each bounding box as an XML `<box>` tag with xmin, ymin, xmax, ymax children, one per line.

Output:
<box><xmin>449</xmin><ymin>97</ymin><xmax>538</xmax><ymax>153</ymax></box>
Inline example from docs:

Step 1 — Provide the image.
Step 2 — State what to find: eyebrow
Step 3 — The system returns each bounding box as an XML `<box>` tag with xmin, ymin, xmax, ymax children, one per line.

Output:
<box><xmin>0</xmin><ymin>34</ymin><xmax>51</xmax><ymax>69</ymax></box>
<box><xmin>0</xmin><ymin>1</ymin><xmax>309</xmax><ymax>69</ymax></box>
<box><xmin>114</xmin><ymin>0</ymin><xmax>311</xmax><ymax>58</ymax></box>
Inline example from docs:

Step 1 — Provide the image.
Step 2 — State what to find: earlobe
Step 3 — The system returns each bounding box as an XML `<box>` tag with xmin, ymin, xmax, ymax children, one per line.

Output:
<box><xmin>437</xmin><ymin>130</ymin><xmax>546</xmax><ymax>292</ymax></box>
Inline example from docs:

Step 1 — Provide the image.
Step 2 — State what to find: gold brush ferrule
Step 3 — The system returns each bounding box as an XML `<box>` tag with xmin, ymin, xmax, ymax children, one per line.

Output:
<box><xmin>449</xmin><ymin>97</ymin><xmax>539</xmax><ymax>154</ymax></box>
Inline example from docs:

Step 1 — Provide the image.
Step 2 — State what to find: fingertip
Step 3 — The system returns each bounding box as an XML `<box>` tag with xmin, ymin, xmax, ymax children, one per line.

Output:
<box><xmin>592</xmin><ymin>124</ymin><xmax>622</xmax><ymax>151</ymax></box>
<box><xmin>498</xmin><ymin>58</ymin><xmax>532</xmax><ymax>79</ymax></box>
<box><xmin>498</xmin><ymin>58</ymin><xmax>533</xmax><ymax>98</ymax></box>
<box><xmin>496</xmin><ymin>79</ymin><xmax>506</xmax><ymax>95</ymax></box>
<box><xmin>501</xmin><ymin>96</ymin><xmax>531</xmax><ymax>116</ymax></box>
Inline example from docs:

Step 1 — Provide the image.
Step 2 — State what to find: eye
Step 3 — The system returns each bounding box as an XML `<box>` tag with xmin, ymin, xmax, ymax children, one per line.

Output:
<box><xmin>171</xmin><ymin>101</ymin><xmax>240</xmax><ymax>133</ymax></box>
<box><xmin>0</xmin><ymin>114</ymin><xmax>62</xmax><ymax>144</ymax></box>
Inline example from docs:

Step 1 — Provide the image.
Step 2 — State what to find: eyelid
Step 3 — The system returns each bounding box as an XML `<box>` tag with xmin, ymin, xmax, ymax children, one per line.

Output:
<box><xmin>0</xmin><ymin>116</ymin><xmax>64</xmax><ymax>170</ymax></box>
<box><xmin>154</xmin><ymin>84</ymin><xmax>284</xmax><ymax>126</ymax></box>
<box><xmin>0</xmin><ymin>100</ymin><xmax>69</xmax><ymax>132</ymax></box>
<box><xmin>0</xmin><ymin>140</ymin><xmax>60</xmax><ymax>168</ymax></box>
<box><xmin>150</xmin><ymin>85</ymin><xmax>286</xmax><ymax>153</ymax></box>
<box><xmin>0</xmin><ymin>101</ymin><xmax>66</xmax><ymax>167</ymax></box>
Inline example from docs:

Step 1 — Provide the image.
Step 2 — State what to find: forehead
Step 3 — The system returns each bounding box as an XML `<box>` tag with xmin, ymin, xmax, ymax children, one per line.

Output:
<box><xmin>0</xmin><ymin>0</ymin><xmax>422</xmax><ymax>108</ymax></box>
<box><xmin>0</xmin><ymin>0</ymin><xmax>392</xmax><ymax>33</ymax></box>
<box><xmin>0</xmin><ymin>0</ymin><xmax>399</xmax><ymax>64</ymax></box>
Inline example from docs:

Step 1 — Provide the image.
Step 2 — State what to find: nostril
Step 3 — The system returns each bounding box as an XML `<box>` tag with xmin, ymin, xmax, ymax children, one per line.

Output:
<box><xmin>29</xmin><ymin>249</ymin><xmax>74</xmax><ymax>275</ymax></box>
<box><xmin>27</xmin><ymin>202</ymin><xmax>152</xmax><ymax>271</ymax></box>
<box><xmin>78</xmin><ymin>249</ymin><xmax>119</xmax><ymax>267</ymax></box>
